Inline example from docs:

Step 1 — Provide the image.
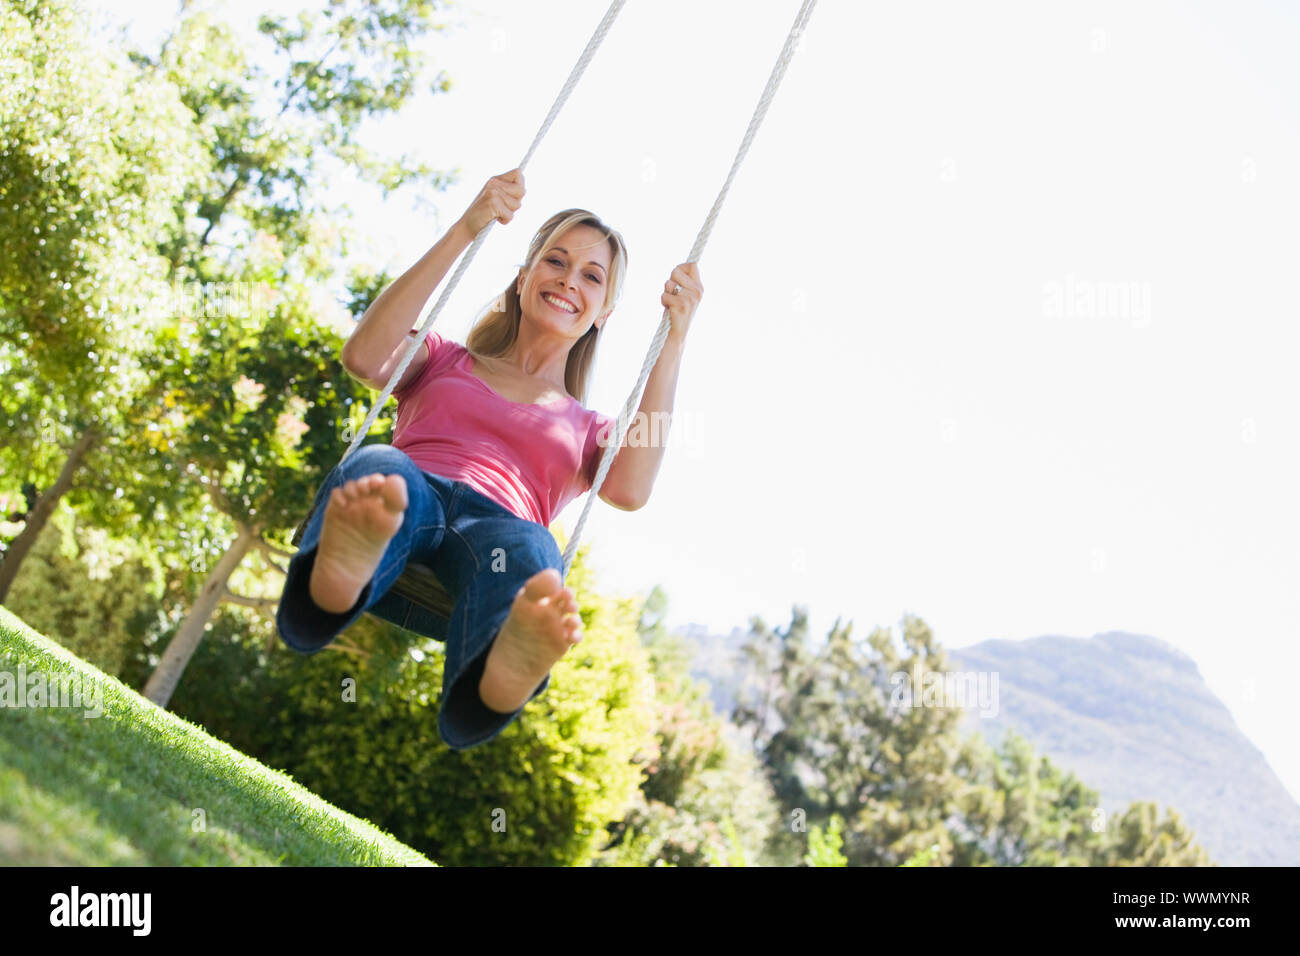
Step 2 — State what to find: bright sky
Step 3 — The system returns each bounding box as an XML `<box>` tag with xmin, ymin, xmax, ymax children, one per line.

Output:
<box><xmin>102</xmin><ymin>1</ymin><xmax>1300</xmax><ymax>805</ymax></box>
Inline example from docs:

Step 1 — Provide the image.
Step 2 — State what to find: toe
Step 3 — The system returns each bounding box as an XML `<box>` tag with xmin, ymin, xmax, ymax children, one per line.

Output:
<box><xmin>523</xmin><ymin>568</ymin><xmax>562</xmax><ymax>601</ymax></box>
<box><xmin>382</xmin><ymin>474</ymin><xmax>409</xmax><ymax>510</ymax></box>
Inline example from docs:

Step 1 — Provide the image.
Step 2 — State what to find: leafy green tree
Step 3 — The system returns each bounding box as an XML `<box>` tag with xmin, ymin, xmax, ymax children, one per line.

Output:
<box><xmin>805</xmin><ymin>814</ymin><xmax>848</xmax><ymax>867</ymax></box>
<box><xmin>595</xmin><ymin>585</ymin><xmax>782</xmax><ymax>866</ymax></box>
<box><xmin>107</xmin><ymin>0</ymin><xmax>458</xmax><ymax>705</ymax></box>
<box><xmin>142</xmin><ymin>0</ymin><xmax>455</xmax><ymax>284</ymax></box>
<box><xmin>737</xmin><ymin>610</ymin><xmax>964</xmax><ymax>866</ymax></box>
<box><xmin>134</xmin><ymin>276</ymin><xmax>378</xmax><ymax>706</ymax></box>
<box><xmin>900</xmin><ymin>843</ymin><xmax>942</xmax><ymax>867</ymax></box>
<box><xmin>1</xmin><ymin>0</ymin><xmax>458</xmax><ymax>702</ymax></box>
<box><xmin>0</xmin><ymin>0</ymin><xmax>207</xmax><ymax>600</ymax></box>
<box><xmin>1099</xmin><ymin>802</ymin><xmax>1213</xmax><ymax>866</ymax></box>
<box><xmin>948</xmin><ymin>722</ymin><xmax>1213</xmax><ymax>866</ymax></box>
<box><xmin>736</xmin><ymin>609</ymin><xmax>1214</xmax><ymax>867</ymax></box>
<box><xmin>949</xmin><ymin>730</ymin><xmax>1109</xmax><ymax>866</ymax></box>
<box><xmin>1</xmin><ymin>500</ymin><xmax>165</xmax><ymax>679</ymax></box>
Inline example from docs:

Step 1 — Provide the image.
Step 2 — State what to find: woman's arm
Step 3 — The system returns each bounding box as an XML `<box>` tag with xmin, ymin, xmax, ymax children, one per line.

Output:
<box><xmin>598</xmin><ymin>262</ymin><xmax>702</xmax><ymax>511</ymax></box>
<box><xmin>342</xmin><ymin>169</ymin><xmax>526</xmax><ymax>380</ymax></box>
<box><xmin>341</xmin><ymin>219</ymin><xmax>474</xmax><ymax>380</ymax></box>
<box><xmin>598</xmin><ymin>331</ymin><xmax>687</xmax><ymax>511</ymax></box>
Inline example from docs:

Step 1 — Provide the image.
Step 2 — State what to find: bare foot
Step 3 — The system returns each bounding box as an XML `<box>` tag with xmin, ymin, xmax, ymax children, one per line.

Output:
<box><xmin>308</xmin><ymin>473</ymin><xmax>408</xmax><ymax>614</ymax></box>
<box><xmin>478</xmin><ymin>568</ymin><xmax>582</xmax><ymax>714</ymax></box>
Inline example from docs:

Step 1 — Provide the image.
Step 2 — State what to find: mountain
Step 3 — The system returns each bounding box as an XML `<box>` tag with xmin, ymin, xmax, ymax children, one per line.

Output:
<box><xmin>673</xmin><ymin>622</ymin><xmax>1300</xmax><ymax>866</ymax></box>
<box><xmin>947</xmin><ymin>631</ymin><xmax>1300</xmax><ymax>866</ymax></box>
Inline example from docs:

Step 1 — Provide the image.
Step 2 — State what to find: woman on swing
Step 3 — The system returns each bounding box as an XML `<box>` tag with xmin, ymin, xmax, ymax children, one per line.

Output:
<box><xmin>276</xmin><ymin>168</ymin><xmax>702</xmax><ymax>751</ymax></box>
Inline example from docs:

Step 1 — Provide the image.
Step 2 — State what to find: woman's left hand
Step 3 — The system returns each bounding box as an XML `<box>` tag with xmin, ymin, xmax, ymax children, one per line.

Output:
<box><xmin>662</xmin><ymin>263</ymin><xmax>703</xmax><ymax>342</ymax></box>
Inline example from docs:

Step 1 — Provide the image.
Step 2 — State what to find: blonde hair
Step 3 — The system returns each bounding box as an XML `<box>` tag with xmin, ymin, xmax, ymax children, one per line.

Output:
<box><xmin>466</xmin><ymin>209</ymin><xmax>628</xmax><ymax>406</ymax></box>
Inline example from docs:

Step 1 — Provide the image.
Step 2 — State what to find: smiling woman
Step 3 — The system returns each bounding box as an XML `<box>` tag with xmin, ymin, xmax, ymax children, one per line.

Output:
<box><xmin>467</xmin><ymin>208</ymin><xmax>629</xmax><ymax>408</ymax></box>
<box><xmin>279</xmin><ymin>0</ymin><xmax>814</xmax><ymax>754</ymax></box>
<box><xmin>277</xmin><ymin>169</ymin><xmax>656</xmax><ymax>751</ymax></box>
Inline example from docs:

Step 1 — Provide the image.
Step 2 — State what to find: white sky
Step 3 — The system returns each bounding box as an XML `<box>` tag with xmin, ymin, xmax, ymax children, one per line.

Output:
<box><xmin>102</xmin><ymin>1</ymin><xmax>1300</xmax><ymax>805</ymax></box>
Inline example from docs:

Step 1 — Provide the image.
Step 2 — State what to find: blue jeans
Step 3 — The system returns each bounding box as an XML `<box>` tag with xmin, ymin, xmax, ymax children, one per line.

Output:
<box><xmin>275</xmin><ymin>443</ymin><xmax>564</xmax><ymax>751</ymax></box>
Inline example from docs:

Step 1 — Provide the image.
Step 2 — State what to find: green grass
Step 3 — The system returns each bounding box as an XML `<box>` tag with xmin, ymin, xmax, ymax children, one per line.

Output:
<box><xmin>0</xmin><ymin>605</ymin><xmax>434</xmax><ymax>866</ymax></box>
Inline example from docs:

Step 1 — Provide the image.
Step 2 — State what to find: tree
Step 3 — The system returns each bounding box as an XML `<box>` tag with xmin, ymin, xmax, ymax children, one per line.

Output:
<box><xmin>1</xmin><ymin>496</ymin><xmax>165</xmax><ymax>680</ymax></box>
<box><xmin>949</xmin><ymin>730</ymin><xmax>1110</xmax><ymax>866</ymax></box>
<box><xmin>735</xmin><ymin>609</ymin><xmax>1215</xmax><ymax>867</ymax></box>
<box><xmin>1</xmin><ymin>0</ymin><xmax>457</xmax><ymax>700</ymax></box>
<box><xmin>105</xmin><ymin>0</ymin><xmax>457</xmax><ymax>706</ymax></box>
<box><xmin>1099</xmin><ymin>802</ymin><xmax>1213</xmax><ymax>866</ymax></box>
<box><xmin>595</xmin><ymin>585</ymin><xmax>783</xmax><ymax>866</ymax></box>
<box><xmin>0</xmin><ymin>0</ymin><xmax>207</xmax><ymax>600</ymax></box>
<box><xmin>805</xmin><ymin>814</ymin><xmax>848</xmax><ymax>867</ymax></box>
<box><xmin>736</xmin><ymin>610</ymin><xmax>965</xmax><ymax>866</ymax></box>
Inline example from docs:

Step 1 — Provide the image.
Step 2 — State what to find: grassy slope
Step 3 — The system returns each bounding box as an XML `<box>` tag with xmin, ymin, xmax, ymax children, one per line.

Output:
<box><xmin>0</xmin><ymin>605</ymin><xmax>433</xmax><ymax>866</ymax></box>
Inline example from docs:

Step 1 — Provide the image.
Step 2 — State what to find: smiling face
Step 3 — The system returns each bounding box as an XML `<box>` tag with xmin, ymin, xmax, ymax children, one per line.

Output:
<box><xmin>516</xmin><ymin>224</ymin><xmax>614</xmax><ymax>339</ymax></box>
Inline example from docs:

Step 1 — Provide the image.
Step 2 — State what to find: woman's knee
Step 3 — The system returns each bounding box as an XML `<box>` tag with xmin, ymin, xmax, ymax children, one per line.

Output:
<box><xmin>337</xmin><ymin>443</ymin><xmax>420</xmax><ymax>481</ymax></box>
<box><xmin>513</xmin><ymin>524</ymin><xmax>564</xmax><ymax>577</ymax></box>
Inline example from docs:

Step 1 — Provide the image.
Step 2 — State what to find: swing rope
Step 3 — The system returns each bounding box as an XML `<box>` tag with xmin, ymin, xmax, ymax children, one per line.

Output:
<box><xmin>560</xmin><ymin>0</ymin><xmax>817</xmax><ymax>576</ymax></box>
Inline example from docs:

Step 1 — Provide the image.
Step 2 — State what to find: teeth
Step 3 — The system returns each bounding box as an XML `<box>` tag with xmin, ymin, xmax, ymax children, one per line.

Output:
<box><xmin>543</xmin><ymin>292</ymin><xmax>577</xmax><ymax>313</ymax></box>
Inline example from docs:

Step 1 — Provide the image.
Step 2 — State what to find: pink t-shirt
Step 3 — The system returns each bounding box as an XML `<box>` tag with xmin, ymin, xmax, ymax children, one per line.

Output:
<box><xmin>390</xmin><ymin>329</ymin><xmax>616</xmax><ymax>527</ymax></box>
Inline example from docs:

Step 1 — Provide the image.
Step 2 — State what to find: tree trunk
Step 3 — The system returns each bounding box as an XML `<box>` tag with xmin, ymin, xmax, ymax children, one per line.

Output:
<box><xmin>143</xmin><ymin>522</ymin><xmax>257</xmax><ymax>708</ymax></box>
<box><xmin>0</xmin><ymin>427</ymin><xmax>100</xmax><ymax>603</ymax></box>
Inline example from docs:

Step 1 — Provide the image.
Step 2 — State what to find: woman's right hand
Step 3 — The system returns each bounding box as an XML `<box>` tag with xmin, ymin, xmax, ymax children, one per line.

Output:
<box><xmin>458</xmin><ymin>168</ymin><xmax>526</xmax><ymax>236</ymax></box>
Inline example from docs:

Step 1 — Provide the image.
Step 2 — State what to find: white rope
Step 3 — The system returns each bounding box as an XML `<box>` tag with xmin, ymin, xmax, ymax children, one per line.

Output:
<box><xmin>332</xmin><ymin>0</ymin><xmax>627</xmax><ymax>469</ymax></box>
<box><xmin>560</xmin><ymin>0</ymin><xmax>818</xmax><ymax>577</ymax></box>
